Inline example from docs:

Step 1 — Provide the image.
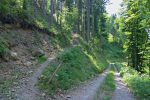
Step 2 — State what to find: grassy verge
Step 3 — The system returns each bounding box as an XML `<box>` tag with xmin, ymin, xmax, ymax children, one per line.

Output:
<box><xmin>119</xmin><ymin>66</ymin><xmax>150</xmax><ymax>100</ymax></box>
<box><xmin>94</xmin><ymin>67</ymin><xmax>115</xmax><ymax>100</ymax></box>
<box><xmin>37</xmin><ymin>46</ymin><xmax>108</xmax><ymax>95</ymax></box>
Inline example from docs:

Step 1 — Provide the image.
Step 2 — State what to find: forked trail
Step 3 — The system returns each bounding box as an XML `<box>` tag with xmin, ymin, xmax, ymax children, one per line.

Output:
<box><xmin>14</xmin><ymin>62</ymin><xmax>135</xmax><ymax>100</ymax></box>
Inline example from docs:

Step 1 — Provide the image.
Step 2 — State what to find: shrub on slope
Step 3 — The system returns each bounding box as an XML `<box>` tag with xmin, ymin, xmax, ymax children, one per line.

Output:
<box><xmin>38</xmin><ymin>46</ymin><xmax>106</xmax><ymax>94</ymax></box>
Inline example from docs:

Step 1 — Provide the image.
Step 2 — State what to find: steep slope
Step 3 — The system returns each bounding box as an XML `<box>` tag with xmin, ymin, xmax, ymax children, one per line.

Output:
<box><xmin>0</xmin><ymin>26</ymin><xmax>61</xmax><ymax>99</ymax></box>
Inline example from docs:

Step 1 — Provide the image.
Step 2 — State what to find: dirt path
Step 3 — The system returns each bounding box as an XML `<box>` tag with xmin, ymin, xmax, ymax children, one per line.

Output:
<box><xmin>55</xmin><ymin>66</ymin><xmax>111</xmax><ymax>100</ymax></box>
<box><xmin>14</xmin><ymin>57</ymin><xmax>54</xmax><ymax>100</ymax></box>
<box><xmin>112</xmin><ymin>65</ymin><xmax>135</xmax><ymax>100</ymax></box>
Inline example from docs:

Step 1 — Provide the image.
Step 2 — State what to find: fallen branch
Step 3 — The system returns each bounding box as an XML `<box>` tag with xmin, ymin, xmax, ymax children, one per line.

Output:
<box><xmin>48</xmin><ymin>63</ymin><xmax>62</xmax><ymax>84</ymax></box>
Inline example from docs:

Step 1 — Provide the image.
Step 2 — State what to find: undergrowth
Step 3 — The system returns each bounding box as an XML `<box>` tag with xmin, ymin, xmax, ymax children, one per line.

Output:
<box><xmin>38</xmin><ymin>46</ymin><xmax>108</xmax><ymax>95</ymax></box>
<box><xmin>0</xmin><ymin>37</ymin><xmax>9</xmax><ymax>57</ymax></box>
<box><xmin>103</xmin><ymin>43</ymin><xmax>124</xmax><ymax>62</ymax></box>
<box><xmin>38</xmin><ymin>55</ymin><xmax>47</xmax><ymax>64</ymax></box>
<box><xmin>119</xmin><ymin>65</ymin><xmax>150</xmax><ymax>100</ymax></box>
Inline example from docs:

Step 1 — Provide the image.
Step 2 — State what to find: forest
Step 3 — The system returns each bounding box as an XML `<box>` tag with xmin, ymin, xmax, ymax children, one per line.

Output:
<box><xmin>0</xmin><ymin>0</ymin><xmax>150</xmax><ymax>100</ymax></box>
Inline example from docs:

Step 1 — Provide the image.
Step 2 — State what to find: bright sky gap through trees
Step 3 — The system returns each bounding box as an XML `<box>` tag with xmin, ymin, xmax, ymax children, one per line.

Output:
<box><xmin>106</xmin><ymin>0</ymin><xmax>123</xmax><ymax>16</ymax></box>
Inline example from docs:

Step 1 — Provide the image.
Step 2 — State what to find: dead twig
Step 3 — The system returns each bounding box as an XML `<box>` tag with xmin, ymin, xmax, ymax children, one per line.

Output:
<box><xmin>48</xmin><ymin>63</ymin><xmax>62</xmax><ymax>84</ymax></box>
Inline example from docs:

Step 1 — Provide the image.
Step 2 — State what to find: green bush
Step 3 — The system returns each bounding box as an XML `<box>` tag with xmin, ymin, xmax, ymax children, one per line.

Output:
<box><xmin>120</xmin><ymin>66</ymin><xmax>138</xmax><ymax>76</ymax></box>
<box><xmin>121</xmin><ymin>67</ymin><xmax>150</xmax><ymax>100</ymax></box>
<box><xmin>0</xmin><ymin>37</ymin><xmax>8</xmax><ymax>57</ymax></box>
<box><xmin>0</xmin><ymin>0</ymin><xmax>9</xmax><ymax>16</ymax></box>
<box><xmin>38</xmin><ymin>55</ymin><xmax>47</xmax><ymax>64</ymax></box>
<box><xmin>38</xmin><ymin>46</ymin><xmax>102</xmax><ymax>94</ymax></box>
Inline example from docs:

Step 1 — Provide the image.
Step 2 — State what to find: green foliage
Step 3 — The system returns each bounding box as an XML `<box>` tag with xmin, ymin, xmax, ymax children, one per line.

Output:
<box><xmin>38</xmin><ymin>56</ymin><xmax>47</xmax><ymax>64</ymax></box>
<box><xmin>84</xmin><ymin>51</ymin><xmax>108</xmax><ymax>73</ymax></box>
<box><xmin>0</xmin><ymin>37</ymin><xmax>9</xmax><ymax>56</ymax></box>
<box><xmin>108</xmin><ymin>33</ymin><xmax>114</xmax><ymax>43</ymax></box>
<box><xmin>119</xmin><ymin>0</ymin><xmax>150</xmax><ymax>72</ymax></box>
<box><xmin>103</xmin><ymin>43</ymin><xmax>124</xmax><ymax>62</ymax></box>
<box><xmin>102</xmin><ymin>71</ymin><xmax>115</xmax><ymax>91</ymax></box>
<box><xmin>38</xmin><ymin>46</ymin><xmax>107</xmax><ymax>94</ymax></box>
<box><xmin>120</xmin><ymin>67</ymin><xmax>150</xmax><ymax>100</ymax></box>
<box><xmin>120</xmin><ymin>66</ymin><xmax>138</xmax><ymax>77</ymax></box>
<box><xmin>0</xmin><ymin>0</ymin><xmax>27</xmax><ymax>19</ymax></box>
<box><xmin>0</xmin><ymin>0</ymin><xmax>9</xmax><ymax>16</ymax></box>
<box><xmin>53</xmin><ymin>33</ymin><xmax>71</xmax><ymax>47</ymax></box>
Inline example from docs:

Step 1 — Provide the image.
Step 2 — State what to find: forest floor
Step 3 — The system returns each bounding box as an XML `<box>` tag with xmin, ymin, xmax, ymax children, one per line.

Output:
<box><xmin>112</xmin><ymin>65</ymin><xmax>135</xmax><ymax>100</ymax></box>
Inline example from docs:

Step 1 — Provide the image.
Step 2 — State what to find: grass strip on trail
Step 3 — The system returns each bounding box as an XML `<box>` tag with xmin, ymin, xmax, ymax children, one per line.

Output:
<box><xmin>94</xmin><ymin>66</ymin><xmax>115</xmax><ymax>100</ymax></box>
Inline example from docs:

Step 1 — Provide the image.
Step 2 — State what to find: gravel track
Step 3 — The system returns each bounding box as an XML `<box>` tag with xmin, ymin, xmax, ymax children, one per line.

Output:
<box><xmin>112</xmin><ymin>65</ymin><xmax>135</xmax><ymax>100</ymax></box>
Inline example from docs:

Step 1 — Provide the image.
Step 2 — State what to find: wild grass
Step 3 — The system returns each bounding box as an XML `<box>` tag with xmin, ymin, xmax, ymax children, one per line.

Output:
<box><xmin>120</xmin><ymin>66</ymin><xmax>150</xmax><ymax>100</ymax></box>
<box><xmin>103</xmin><ymin>43</ymin><xmax>124</xmax><ymax>62</ymax></box>
<box><xmin>38</xmin><ymin>55</ymin><xmax>47</xmax><ymax>64</ymax></box>
<box><xmin>0</xmin><ymin>37</ymin><xmax>9</xmax><ymax>57</ymax></box>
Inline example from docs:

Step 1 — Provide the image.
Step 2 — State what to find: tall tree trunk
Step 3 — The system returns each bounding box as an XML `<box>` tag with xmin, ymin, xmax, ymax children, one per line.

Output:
<box><xmin>86</xmin><ymin>0</ymin><xmax>90</xmax><ymax>43</ymax></box>
<box><xmin>77</xmin><ymin>0</ymin><xmax>82</xmax><ymax>35</ymax></box>
<box><xmin>90</xmin><ymin>0</ymin><xmax>95</xmax><ymax>45</ymax></box>
<box><xmin>50</xmin><ymin>0</ymin><xmax>54</xmax><ymax>25</ymax></box>
<box><xmin>60</xmin><ymin>1</ymin><xmax>63</xmax><ymax>27</ymax></box>
<box><xmin>81</xmin><ymin>2</ymin><xmax>85</xmax><ymax>39</ymax></box>
<box><xmin>41</xmin><ymin>0</ymin><xmax>46</xmax><ymax>15</ymax></box>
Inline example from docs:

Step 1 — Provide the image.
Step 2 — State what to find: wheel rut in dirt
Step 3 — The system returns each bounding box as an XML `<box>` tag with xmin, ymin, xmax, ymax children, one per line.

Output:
<box><xmin>112</xmin><ymin>65</ymin><xmax>135</xmax><ymax>100</ymax></box>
